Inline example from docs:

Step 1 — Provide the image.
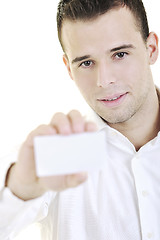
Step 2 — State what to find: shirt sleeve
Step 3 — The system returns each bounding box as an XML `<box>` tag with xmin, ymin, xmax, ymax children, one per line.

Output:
<box><xmin>0</xmin><ymin>151</ymin><xmax>56</xmax><ymax>239</ymax></box>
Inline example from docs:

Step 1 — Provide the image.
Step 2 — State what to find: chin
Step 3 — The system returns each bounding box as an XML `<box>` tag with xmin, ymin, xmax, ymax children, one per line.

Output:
<box><xmin>94</xmin><ymin>101</ymin><xmax>138</xmax><ymax>125</ymax></box>
<box><xmin>97</xmin><ymin>110</ymin><xmax>135</xmax><ymax>125</ymax></box>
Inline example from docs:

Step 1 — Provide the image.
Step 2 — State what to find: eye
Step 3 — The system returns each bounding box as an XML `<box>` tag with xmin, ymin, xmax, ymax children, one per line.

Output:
<box><xmin>114</xmin><ymin>52</ymin><xmax>128</xmax><ymax>60</ymax></box>
<box><xmin>79</xmin><ymin>60</ymin><xmax>93</xmax><ymax>68</ymax></box>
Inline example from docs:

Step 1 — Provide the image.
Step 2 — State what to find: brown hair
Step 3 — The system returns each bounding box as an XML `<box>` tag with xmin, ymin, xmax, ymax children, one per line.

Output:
<box><xmin>57</xmin><ymin>0</ymin><xmax>149</xmax><ymax>51</ymax></box>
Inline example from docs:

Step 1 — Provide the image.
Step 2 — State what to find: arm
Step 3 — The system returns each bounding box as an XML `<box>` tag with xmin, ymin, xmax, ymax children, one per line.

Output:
<box><xmin>6</xmin><ymin>110</ymin><xmax>97</xmax><ymax>200</ymax></box>
<box><xmin>0</xmin><ymin>152</ymin><xmax>52</xmax><ymax>239</ymax></box>
<box><xmin>0</xmin><ymin>110</ymin><xmax>97</xmax><ymax>238</ymax></box>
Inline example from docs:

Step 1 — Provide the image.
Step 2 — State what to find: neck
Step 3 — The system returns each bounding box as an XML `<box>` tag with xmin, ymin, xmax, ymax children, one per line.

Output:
<box><xmin>108</xmin><ymin>88</ymin><xmax>160</xmax><ymax>151</ymax></box>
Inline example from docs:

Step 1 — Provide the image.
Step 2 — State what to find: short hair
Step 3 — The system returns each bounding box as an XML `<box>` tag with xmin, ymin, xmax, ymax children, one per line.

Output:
<box><xmin>57</xmin><ymin>0</ymin><xmax>149</xmax><ymax>51</ymax></box>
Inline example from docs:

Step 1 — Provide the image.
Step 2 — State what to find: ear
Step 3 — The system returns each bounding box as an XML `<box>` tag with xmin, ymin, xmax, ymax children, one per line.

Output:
<box><xmin>63</xmin><ymin>54</ymin><xmax>73</xmax><ymax>80</ymax></box>
<box><xmin>147</xmin><ymin>32</ymin><xmax>159</xmax><ymax>65</ymax></box>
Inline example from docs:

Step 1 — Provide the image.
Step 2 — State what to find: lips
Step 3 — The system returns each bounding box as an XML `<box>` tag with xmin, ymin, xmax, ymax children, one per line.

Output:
<box><xmin>97</xmin><ymin>92</ymin><xmax>128</xmax><ymax>107</ymax></box>
<box><xmin>99</xmin><ymin>93</ymin><xmax>126</xmax><ymax>101</ymax></box>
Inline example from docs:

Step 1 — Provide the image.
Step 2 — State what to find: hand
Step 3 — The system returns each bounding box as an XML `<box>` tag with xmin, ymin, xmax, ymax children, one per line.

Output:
<box><xmin>6</xmin><ymin>110</ymin><xmax>97</xmax><ymax>200</ymax></box>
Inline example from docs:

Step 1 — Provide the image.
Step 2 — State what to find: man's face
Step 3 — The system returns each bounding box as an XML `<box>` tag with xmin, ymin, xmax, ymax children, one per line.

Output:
<box><xmin>62</xmin><ymin>7</ymin><xmax>157</xmax><ymax>124</ymax></box>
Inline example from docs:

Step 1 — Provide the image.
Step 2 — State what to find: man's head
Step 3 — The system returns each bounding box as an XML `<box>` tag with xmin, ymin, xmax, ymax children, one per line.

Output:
<box><xmin>57</xmin><ymin>0</ymin><xmax>149</xmax><ymax>51</ymax></box>
<box><xmin>56</xmin><ymin>0</ymin><xmax>159</xmax><ymax>126</ymax></box>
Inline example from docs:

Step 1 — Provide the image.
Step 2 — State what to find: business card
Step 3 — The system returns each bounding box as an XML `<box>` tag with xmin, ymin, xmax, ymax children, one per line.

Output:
<box><xmin>34</xmin><ymin>131</ymin><xmax>107</xmax><ymax>176</ymax></box>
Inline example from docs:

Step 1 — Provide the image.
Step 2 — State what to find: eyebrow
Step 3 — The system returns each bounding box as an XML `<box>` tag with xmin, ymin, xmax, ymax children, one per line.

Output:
<box><xmin>72</xmin><ymin>55</ymin><xmax>91</xmax><ymax>64</ymax></box>
<box><xmin>71</xmin><ymin>44</ymin><xmax>136</xmax><ymax>65</ymax></box>
<box><xmin>109</xmin><ymin>44</ymin><xmax>136</xmax><ymax>53</ymax></box>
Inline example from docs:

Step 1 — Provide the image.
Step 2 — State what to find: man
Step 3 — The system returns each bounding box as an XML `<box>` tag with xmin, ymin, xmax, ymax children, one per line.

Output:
<box><xmin>0</xmin><ymin>0</ymin><xmax>160</xmax><ymax>239</ymax></box>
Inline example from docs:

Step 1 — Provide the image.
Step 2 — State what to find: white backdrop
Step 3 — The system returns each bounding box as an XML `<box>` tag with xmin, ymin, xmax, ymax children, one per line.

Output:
<box><xmin>0</xmin><ymin>0</ymin><xmax>89</xmax><ymax>156</ymax></box>
<box><xmin>0</xmin><ymin>0</ymin><xmax>159</xmax><ymax>239</ymax></box>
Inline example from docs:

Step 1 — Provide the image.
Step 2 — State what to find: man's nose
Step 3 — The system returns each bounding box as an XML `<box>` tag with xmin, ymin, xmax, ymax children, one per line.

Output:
<box><xmin>96</xmin><ymin>61</ymin><xmax>116</xmax><ymax>88</ymax></box>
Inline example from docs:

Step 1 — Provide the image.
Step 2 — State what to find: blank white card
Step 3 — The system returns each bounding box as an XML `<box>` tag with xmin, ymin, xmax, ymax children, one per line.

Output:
<box><xmin>34</xmin><ymin>131</ymin><xmax>107</xmax><ymax>177</ymax></box>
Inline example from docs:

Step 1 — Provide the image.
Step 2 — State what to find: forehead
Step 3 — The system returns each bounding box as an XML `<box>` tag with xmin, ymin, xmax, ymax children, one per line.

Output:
<box><xmin>61</xmin><ymin>7</ymin><xmax>143</xmax><ymax>56</ymax></box>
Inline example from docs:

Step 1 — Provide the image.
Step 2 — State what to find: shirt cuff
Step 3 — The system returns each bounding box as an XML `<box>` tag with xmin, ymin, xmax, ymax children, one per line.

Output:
<box><xmin>0</xmin><ymin>187</ymin><xmax>52</xmax><ymax>239</ymax></box>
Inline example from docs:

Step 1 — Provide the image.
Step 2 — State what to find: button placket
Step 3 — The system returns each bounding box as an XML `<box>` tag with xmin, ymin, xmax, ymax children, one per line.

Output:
<box><xmin>131</xmin><ymin>154</ymin><xmax>154</xmax><ymax>240</ymax></box>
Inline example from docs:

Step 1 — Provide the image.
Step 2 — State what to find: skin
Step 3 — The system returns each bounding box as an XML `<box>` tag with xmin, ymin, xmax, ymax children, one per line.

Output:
<box><xmin>62</xmin><ymin>7</ymin><xmax>159</xmax><ymax>149</ymax></box>
<box><xmin>7</xmin><ymin>7</ymin><xmax>159</xmax><ymax>200</ymax></box>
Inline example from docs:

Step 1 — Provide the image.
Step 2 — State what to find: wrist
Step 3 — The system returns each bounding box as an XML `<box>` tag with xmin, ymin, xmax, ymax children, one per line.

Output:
<box><xmin>5</xmin><ymin>163</ymin><xmax>46</xmax><ymax>201</ymax></box>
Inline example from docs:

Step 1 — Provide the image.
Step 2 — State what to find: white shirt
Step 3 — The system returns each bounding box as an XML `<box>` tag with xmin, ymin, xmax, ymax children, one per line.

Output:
<box><xmin>0</xmin><ymin>114</ymin><xmax>160</xmax><ymax>240</ymax></box>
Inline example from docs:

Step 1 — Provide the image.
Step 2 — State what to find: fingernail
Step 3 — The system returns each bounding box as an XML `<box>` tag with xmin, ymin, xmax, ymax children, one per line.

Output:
<box><xmin>77</xmin><ymin>172</ymin><xmax>88</xmax><ymax>182</ymax></box>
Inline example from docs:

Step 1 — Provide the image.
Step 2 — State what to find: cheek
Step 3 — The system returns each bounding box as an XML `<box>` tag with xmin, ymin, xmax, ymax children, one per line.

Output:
<box><xmin>72</xmin><ymin>70</ymin><xmax>95</xmax><ymax>96</ymax></box>
<box><xmin>119</xmin><ymin>59</ymin><xmax>146</xmax><ymax>87</ymax></box>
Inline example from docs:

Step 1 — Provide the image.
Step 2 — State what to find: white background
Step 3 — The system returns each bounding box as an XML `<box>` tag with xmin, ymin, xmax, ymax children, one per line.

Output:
<box><xmin>0</xmin><ymin>0</ymin><xmax>90</xmax><ymax>156</ymax></box>
<box><xmin>0</xmin><ymin>1</ymin><xmax>159</xmax><ymax>239</ymax></box>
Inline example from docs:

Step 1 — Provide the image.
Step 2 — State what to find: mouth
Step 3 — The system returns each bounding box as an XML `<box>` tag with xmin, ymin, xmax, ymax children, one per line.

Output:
<box><xmin>97</xmin><ymin>92</ymin><xmax>128</xmax><ymax>107</ymax></box>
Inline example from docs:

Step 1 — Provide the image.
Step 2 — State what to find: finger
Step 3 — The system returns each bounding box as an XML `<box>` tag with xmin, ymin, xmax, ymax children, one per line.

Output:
<box><xmin>65</xmin><ymin>172</ymin><xmax>88</xmax><ymax>188</ymax></box>
<box><xmin>85</xmin><ymin>121</ymin><xmax>98</xmax><ymax>132</ymax></box>
<box><xmin>67</xmin><ymin>110</ymin><xmax>85</xmax><ymax>133</ymax></box>
<box><xmin>50</xmin><ymin>112</ymin><xmax>72</xmax><ymax>135</ymax></box>
<box><xmin>26</xmin><ymin>124</ymin><xmax>57</xmax><ymax>147</ymax></box>
<box><xmin>40</xmin><ymin>172</ymin><xmax>88</xmax><ymax>191</ymax></box>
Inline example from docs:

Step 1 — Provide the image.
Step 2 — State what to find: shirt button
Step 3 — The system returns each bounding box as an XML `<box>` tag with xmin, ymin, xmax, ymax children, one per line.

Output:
<box><xmin>110</xmin><ymin>131</ymin><xmax>118</xmax><ymax>137</ymax></box>
<box><xmin>147</xmin><ymin>232</ymin><xmax>153</xmax><ymax>239</ymax></box>
<box><xmin>135</xmin><ymin>152</ymin><xmax>140</xmax><ymax>159</ymax></box>
<box><xmin>142</xmin><ymin>190</ymin><xmax>149</xmax><ymax>197</ymax></box>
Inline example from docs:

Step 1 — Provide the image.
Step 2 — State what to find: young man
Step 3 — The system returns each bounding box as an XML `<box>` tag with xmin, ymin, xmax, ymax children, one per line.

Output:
<box><xmin>1</xmin><ymin>0</ymin><xmax>160</xmax><ymax>239</ymax></box>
